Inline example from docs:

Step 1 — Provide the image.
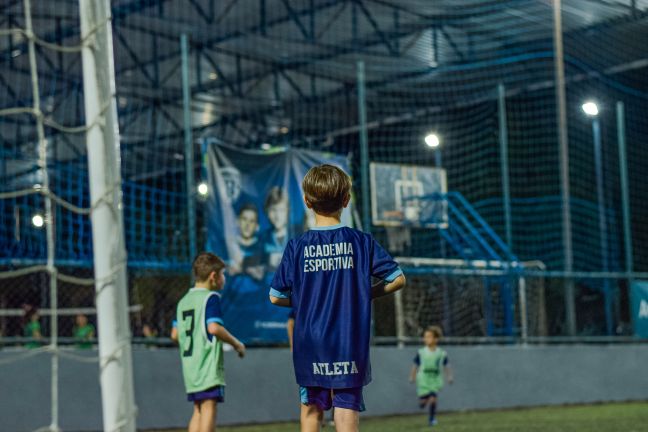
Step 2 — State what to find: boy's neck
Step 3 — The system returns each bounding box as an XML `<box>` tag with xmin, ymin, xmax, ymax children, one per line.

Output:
<box><xmin>314</xmin><ymin>212</ymin><xmax>342</xmax><ymax>227</ymax></box>
<box><xmin>194</xmin><ymin>281</ymin><xmax>211</xmax><ymax>290</ymax></box>
<box><xmin>426</xmin><ymin>343</ymin><xmax>437</xmax><ymax>350</ymax></box>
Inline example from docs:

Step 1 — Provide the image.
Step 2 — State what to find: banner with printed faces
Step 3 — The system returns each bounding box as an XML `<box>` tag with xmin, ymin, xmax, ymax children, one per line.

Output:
<box><xmin>203</xmin><ymin>140</ymin><xmax>353</xmax><ymax>343</ymax></box>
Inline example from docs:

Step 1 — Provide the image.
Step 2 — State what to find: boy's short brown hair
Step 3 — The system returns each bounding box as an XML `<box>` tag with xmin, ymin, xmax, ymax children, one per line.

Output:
<box><xmin>192</xmin><ymin>252</ymin><xmax>225</xmax><ymax>282</ymax></box>
<box><xmin>302</xmin><ymin>164</ymin><xmax>351</xmax><ymax>215</ymax></box>
<box><xmin>424</xmin><ymin>325</ymin><xmax>443</xmax><ymax>339</ymax></box>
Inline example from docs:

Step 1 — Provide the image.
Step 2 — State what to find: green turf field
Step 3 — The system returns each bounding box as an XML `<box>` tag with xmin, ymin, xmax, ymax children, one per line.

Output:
<box><xmin>153</xmin><ymin>402</ymin><xmax>648</xmax><ymax>432</ymax></box>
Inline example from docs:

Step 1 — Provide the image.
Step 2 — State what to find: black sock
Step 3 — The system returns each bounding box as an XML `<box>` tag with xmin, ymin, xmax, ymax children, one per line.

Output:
<box><xmin>428</xmin><ymin>401</ymin><xmax>436</xmax><ymax>423</ymax></box>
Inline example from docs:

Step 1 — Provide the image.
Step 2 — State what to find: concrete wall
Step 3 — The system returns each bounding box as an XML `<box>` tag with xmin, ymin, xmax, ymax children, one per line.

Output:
<box><xmin>1</xmin><ymin>345</ymin><xmax>647</xmax><ymax>431</ymax></box>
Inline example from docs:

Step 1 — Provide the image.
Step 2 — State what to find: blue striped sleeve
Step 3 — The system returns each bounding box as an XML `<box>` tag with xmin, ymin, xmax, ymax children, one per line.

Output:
<box><xmin>206</xmin><ymin>317</ymin><xmax>224</xmax><ymax>325</ymax></box>
<box><xmin>205</xmin><ymin>294</ymin><xmax>223</xmax><ymax>324</ymax></box>
<box><xmin>269</xmin><ymin>287</ymin><xmax>290</xmax><ymax>299</ymax></box>
<box><xmin>370</xmin><ymin>237</ymin><xmax>401</xmax><ymax>280</ymax></box>
<box><xmin>385</xmin><ymin>268</ymin><xmax>403</xmax><ymax>282</ymax></box>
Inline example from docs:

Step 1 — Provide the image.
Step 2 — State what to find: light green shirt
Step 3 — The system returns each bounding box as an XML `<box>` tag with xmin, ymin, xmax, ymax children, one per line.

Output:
<box><xmin>24</xmin><ymin>321</ymin><xmax>42</xmax><ymax>349</ymax></box>
<box><xmin>415</xmin><ymin>346</ymin><xmax>447</xmax><ymax>396</ymax></box>
<box><xmin>73</xmin><ymin>324</ymin><xmax>95</xmax><ymax>349</ymax></box>
<box><xmin>176</xmin><ymin>288</ymin><xmax>225</xmax><ymax>393</ymax></box>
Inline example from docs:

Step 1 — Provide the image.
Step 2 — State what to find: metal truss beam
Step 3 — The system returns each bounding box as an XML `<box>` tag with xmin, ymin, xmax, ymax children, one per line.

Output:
<box><xmin>187</xmin><ymin>0</ymin><xmax>212</xmax><ymax>24</ymax></box>
<box><xmin>353</xmin><ymin>0</ymin><xmax>398</xmax><ymax>55</ymax></box>
<box><xmin>0</xmin><ymin>0</ymin><xmax>169</xmax><ymax>69</ymax></box>
<box><xmin>198</xmin><ymin>47</ymin><xmax>240</xmax><ymax>96</ymax></box>
<box><xmin>439</xmin><ymin>27</ymin><xmax>466</xmax><ymax>61</ymax></box>
<box><xmin>114</xmin><ymin>27</ymin><xmax>158</xmax><ymax>86</ymax></box>
<box><xmin>279</xmin><ymin>0</ymin><xmax>312</xmax><ymax>40</ymax></box>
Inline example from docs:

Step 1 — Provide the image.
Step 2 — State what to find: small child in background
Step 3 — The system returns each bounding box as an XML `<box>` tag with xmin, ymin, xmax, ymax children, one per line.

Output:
<box><xmin>73</xmin><ymin>313</ymin><xmax>95</xmax><ymax>349</ymax></box>
<box><xmin>410</xmin><ymin>325</ymin><xmax>453</xmax><ymax>427</ymax></box>
<box><xmin>23</xmin><ymin>304</ymin><xmax>43</xmax><ymax>349</ymax></box>
<box><xmin>142</xmin><ymin>323</ymin><xmax>158</xmax><ymax>348</ymax></box>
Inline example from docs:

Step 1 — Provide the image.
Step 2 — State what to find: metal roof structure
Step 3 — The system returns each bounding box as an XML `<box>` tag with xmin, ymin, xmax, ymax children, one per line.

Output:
<box><xmin>2</xmin><ymin>0</ymin><xmax>647</xmax><ymax>170</ymax></box>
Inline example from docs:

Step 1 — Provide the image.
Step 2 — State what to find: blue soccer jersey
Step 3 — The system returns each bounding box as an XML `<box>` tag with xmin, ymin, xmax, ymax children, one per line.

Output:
<box><xmin>270</xmin><ymin>223</ymin><xmax>402</xmax><ymax>388</ymax></box>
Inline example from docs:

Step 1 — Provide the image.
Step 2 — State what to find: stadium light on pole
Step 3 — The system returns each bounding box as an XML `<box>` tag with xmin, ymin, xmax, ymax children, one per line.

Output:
<box><xmin>424</xmin><ymin>133</ymin><xmax>442</xmax><ymax>168</ymax></box>
<box><xmin>197</xmin><ymin>182</ymin><xmax>209</xmax><ymax>196</ymax></box>
<box><xmin>32</xmin><ymin>214</ymin><xmax>44</xmax><ymax>228</ymax></box>
<box><xmin>582</xmin><ymin>100</ymin><xmax>612</xmax><ymax>335</ymax></box>
<box><xmin>582</xmin><ymin>101</ymin><xmax>599</xmax><ymax>117</ymax></box>
<box><xmin>424</xmin><ymin>133</ymin><xmax>440</xmax><ymax>148</ymax></box>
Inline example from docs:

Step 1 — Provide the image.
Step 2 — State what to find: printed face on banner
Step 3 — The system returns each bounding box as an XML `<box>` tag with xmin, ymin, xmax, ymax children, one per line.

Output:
<box><xmin>237</xmin><ymin>208</ymin><xmax>259</xmax><ymax>243</ymax></box>
<box><xmin>267</xmin><ymin>200</ymin><xmax>288</xmax><ymax>231</ymax></box>
<box><xmin>221</xmin><ymin>167</ymin><xmax>242</xmax><ymax>202</ymax></box>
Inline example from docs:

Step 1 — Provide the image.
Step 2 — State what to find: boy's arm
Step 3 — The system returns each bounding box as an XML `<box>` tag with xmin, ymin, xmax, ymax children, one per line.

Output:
<box><xmin>286</xmin><ymin>317</ymin><xmax>295</xmax><ymax>351</ymax></box>
<box><xmin>409</xmin><ymin>364</ymin><xmax>418</xmax><ymax>383</ymax></box>
<box><xmin>445</xmin><ymin>365</ymin><xmax>454</xmax><ymax>384</ymax></box>
<box><xmin>170</xmin><ymin>320</ymin><xmax>178</xmax><ymax>342</ymax></box>
<box><xmin>269</xmin><ymin>241</ymin><xmax>294</xmax><ymax>307</ymax></box>
<box><xmin>269</xmin><ymin>293</ymin><xmax>291</xmax><ymax>307</ymax></box>
<box><xmin>208</xmin><ymin>323</ymin><xmax>246</xmax><ymax>358</ymax></box>
<box><xmin>371</xmin><ymin>274</ymin><xmax>406</xmax><ymax>299</ymax></box>
<box><xmin>410</xmin><ymin>353</ymin><xmax>420</xmax><ymax>382</ymax></box>
<box><xmin>369</xmin><ymin>237</ymin><xmax>406</xmax><ymax>299</ymax></box>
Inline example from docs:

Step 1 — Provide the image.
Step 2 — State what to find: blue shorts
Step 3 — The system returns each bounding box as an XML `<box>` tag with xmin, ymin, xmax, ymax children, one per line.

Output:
<box><xmin>187</xmin><ymin>386</ymin><xmax>224</xmax><ymax>403</ymax></box>
<box><xmin>300</xmin><ymin>386</ymin><xmax>365</xmax><ymax>412</ymax></box>
<box><xmin>418</xmin><ymin>391</ymin><xmax>437</xmax><ymax>407</ymax></box>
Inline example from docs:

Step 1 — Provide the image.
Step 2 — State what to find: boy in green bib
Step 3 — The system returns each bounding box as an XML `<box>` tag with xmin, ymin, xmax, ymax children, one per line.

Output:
<box><xmin>171</xmin><ymin>252</ymin><xmax>246</xmax><ymax>432</ymax></box>
<box><xmin>409</xmin><ymin>326</ymin><xmax>453</xmax><ymax>426</ymax></box>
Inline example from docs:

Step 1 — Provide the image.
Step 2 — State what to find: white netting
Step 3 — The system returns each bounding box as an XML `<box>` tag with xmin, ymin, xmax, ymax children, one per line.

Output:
<box><xmin>394</xmin><ymin>259</ymin><xmax>548</xmax><ymax>341</ymax></box>
<box><xmin>0</xmin><ymin>1</ymin><xmax>135</xmax><ymax>431</ymax></box>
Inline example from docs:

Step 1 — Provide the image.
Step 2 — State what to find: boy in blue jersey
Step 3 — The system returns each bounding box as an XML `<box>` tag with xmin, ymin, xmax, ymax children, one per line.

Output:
<box><xmin>269</xmin><ymin>164</ymin><xmax>406</xmax><ymax>432</ymax></box>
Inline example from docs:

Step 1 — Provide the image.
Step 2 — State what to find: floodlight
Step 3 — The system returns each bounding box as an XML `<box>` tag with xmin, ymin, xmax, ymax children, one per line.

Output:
<box><xmin>582</xmin><ymin>101</ymin><xmax>599</xmax><ymax>117</ymax></box>
<box><xmin>424</xmin><ymin>133</ymin><xmax>440</xmax><ymax>148</ymax></box>
<box><xmin>197</xmin><ymin>182</ymin><xmax>209</xmax><ymax>196</ymax></box>
<box><xmin>32</xmin><ymin>214</ymin><xmax>44</xmax><ymax>228</ymax></box>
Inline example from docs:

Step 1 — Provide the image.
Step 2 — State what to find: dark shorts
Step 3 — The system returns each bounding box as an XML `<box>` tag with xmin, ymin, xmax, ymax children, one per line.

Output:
<box><xmin>187</xmin><ymin>386</ymin><xmax>224</xmax><ymax>403</ymax></box>
<box><xmin>418</xmin><ymin>391</ymin><xmax>437</xmax><ymax>407</ymax></box>
<box><xmin>300</xmin><ymin>386</ymin><xmax>365</xmax><ymax>412</ymax></box>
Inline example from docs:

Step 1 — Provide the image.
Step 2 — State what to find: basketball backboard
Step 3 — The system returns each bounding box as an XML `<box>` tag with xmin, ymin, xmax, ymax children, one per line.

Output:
<box><xmin>370</xmin><ymin>162</ymin><xmax>447</xmax><ymax>228</ymax></box>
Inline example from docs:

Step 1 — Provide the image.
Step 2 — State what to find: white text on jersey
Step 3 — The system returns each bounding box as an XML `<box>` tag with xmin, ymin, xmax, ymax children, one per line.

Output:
<box><xmin>303</xmin><ymin>242</ymin><xmax>355</xmax><ymax>273</ymax></box>
<box><xmin>312</xmin><ymin>361</ymin><xmax>359</xmax><ymax>376</ymax></box>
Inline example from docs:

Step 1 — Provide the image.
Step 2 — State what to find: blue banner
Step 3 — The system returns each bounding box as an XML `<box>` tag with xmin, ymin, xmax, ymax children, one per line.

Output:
<box><xmin>203</xmin><ymin>141</ymin><xmax>352</xmax><ymax>343</ymax></box>
<box><xmin>631</xmin><ymin>281</ymin><xmax>648</xmax><ymax>339</ymax></box>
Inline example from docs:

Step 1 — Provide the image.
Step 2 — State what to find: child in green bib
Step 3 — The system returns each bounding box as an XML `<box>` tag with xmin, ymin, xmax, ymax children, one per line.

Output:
<box><xmin>73</xmin><ymin>314</ymin><xmax>95</xmax><ymax>349</ymax></box>
<box><xmin>23</xmin><ymin>305</ymin><xmax>43</xmax><ymax>349</ymax></box>
<box><xmin>171</xmin><ymin>252</ymin><xmax>246</xmax><ymax>432</ymax></box>
<box><xmin>409</xmin><ymin>326</ymin><xmax>453</xmax><ymax>426</ymax></box>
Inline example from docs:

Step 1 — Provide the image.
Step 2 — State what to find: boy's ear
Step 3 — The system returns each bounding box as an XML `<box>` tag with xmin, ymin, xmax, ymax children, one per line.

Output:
<box><xmin>303</xmin><ymin>195</ymin><xmax>313</xmax><ymax>209</ymax></box>
<box><xmin>342</xmin><ymin>193</ymin><xmax>351</xmax><ymax>208</ymax></box>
